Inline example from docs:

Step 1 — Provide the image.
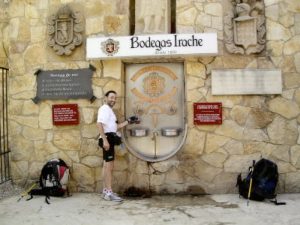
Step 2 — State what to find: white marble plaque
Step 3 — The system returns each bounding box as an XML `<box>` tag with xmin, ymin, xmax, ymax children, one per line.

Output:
<box><xmin>212</xmin><ymin>69</ymin><xmax>282</xmax><ymax>95</ymax></box>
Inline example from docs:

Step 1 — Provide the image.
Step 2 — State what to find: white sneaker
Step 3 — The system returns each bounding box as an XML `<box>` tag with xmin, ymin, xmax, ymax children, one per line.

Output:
<box><xmin>103</xmin><ymin>192</ymin><xmax>123</xmax><ymax>202</ymax></box>
<box><xmin>102</xmin><ymin>190</ymin><xmax>118</xmax><ymax>197</ymax></box>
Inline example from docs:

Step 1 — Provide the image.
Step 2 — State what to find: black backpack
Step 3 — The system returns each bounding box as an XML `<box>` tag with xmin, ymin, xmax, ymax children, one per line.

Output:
<box><xmin>27</xmin><ymin>158</ymin><xmax>70</xmax><ymax>204</ymax></box>
<box><xmin>236</xmin><ymin>158</ymin><xmax>285</xmax><ymax>205</ymax></box>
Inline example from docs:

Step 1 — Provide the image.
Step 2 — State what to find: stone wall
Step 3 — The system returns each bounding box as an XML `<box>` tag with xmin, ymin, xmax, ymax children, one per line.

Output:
<box><xmin>5</xmin><ymin>0</ymin><xmax>300</xmax><ymax>194</ymax></box>
<box><xmin>0</xmin><ymin>1</ymin><xmax>9</xmax><ymax>68</ymax></box>
<box><xmin>176</xmin><ymin>0</ymin><xmax>300</xmax><ymax>194</ymax></box>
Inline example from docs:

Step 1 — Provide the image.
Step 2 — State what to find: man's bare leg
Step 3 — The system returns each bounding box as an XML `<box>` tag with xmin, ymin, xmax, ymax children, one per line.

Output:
<box><xmin>103</xmin><ymin>161</ymin><xmax>114</xmax><ymax>191</ymax></box>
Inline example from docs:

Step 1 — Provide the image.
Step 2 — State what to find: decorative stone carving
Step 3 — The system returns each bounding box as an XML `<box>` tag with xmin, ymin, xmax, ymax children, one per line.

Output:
<box><xmin>135</xmin><ymin>0</ymin><xmax>170</xmax><ymax>34</ymax></box>
<box><xmin>224</xmin><ymin>0</ymin><xmax>266</xmax><ymax>55</ymax></box>
<box><xmin>47</xmin><ymin>5</ymin><xmax>84</xmax><ymax>56</ymax></box>
<box><xmin>143</xmin><ymin>72</ymin><xmax>165</xmax><ymax>97</ymax></box>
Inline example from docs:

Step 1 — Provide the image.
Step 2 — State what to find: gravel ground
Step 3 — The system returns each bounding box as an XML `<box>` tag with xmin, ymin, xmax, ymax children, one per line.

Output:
<box><xmin>0</xmin><ymin>181</ymin><xmax>23</xmax><ymax>201</ymax></box>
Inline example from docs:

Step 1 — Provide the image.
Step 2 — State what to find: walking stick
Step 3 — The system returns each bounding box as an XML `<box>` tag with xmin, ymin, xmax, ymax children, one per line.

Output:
<box><xmin>247</xmin><ymin>160</ymin><xmax>255</xmax><ymax>206</ymax></box>
<box><xmin>17</xmin><ymin>182</ymin><xmax>38</xmax><ymax>202</ymax></box>
<box><xmin>247</xmin><ymin>174</ymin><xmax>253</xmax><ymax>206</ymax></box>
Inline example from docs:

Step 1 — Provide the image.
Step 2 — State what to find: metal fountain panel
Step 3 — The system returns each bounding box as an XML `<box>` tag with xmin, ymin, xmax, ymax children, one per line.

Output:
<box><xmin>124</xmin><ymin>63</ymin><xmax>186</xmax><ymax>162</ymax></box>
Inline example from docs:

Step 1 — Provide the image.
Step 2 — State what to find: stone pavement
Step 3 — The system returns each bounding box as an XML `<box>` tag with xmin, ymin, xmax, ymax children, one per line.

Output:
<box><xmin>0</xmin><ymin>193</ymin><xmax>299</xmax><ymax>225</ymax></box>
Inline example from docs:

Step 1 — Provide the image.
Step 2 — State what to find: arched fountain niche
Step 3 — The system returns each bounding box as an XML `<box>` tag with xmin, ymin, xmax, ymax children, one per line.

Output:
<box><xmin>124</xmin><ymin>63</ymin><xmax>187</xmax><ymax>162</ymax></box>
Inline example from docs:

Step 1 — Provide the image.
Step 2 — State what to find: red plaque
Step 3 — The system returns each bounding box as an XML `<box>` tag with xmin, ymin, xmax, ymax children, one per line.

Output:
<box><xmin>194</xmin><ymin>102</ymin><xmax>222</xmax><ymax>125</ymax></box>
<box><xmin>52</xmin><ymin>104</ymin><xmax>79</xmax><ymax>126</ymax></box>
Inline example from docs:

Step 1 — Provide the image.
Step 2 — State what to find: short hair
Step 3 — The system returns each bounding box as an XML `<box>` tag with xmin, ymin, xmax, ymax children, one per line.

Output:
<box><xmin>105</xmin><ymin>90</ymin><xmax>117</xmax><ymax>97</ymax></box>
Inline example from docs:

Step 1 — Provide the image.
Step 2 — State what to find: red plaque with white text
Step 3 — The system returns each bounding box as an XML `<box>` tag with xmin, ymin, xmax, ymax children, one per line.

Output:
<box><xmin>193</xmin><ymin>102</ymin><xmax>222</xmax><ymax>125</ymax></box>
<box><xmin>52</xmin><ymin>104</ymin><xmax>79</xmax><ymax>126</ymax></box>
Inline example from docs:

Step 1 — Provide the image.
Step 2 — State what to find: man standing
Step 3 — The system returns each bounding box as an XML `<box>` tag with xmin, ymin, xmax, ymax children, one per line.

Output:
<box><xmin>97</xmin><ymin>90</ymin><xmax>136</xmax><ymax>202</ymax></box>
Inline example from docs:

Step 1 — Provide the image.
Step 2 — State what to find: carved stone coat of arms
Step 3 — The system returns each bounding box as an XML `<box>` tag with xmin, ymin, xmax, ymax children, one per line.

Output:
<box><xmin>224</xmin><ymin>0</ymin><xmax>266</xmax><ymax>55</ymax></box>
<box><xmin>48</xmin><ymin>5</ymin><xmax>84</xmax><ymax>56</ymax></box>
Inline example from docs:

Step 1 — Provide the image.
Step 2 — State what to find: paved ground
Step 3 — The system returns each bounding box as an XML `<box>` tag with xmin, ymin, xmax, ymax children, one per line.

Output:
<box><xmin>0</xmin><ymin>193</ymin><xmax>299</xmax><ymax>225</ymax></box>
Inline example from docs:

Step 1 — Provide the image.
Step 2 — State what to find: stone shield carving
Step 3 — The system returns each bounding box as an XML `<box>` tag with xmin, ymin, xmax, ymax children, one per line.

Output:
<box><xmin>48</xmin><ymin>5</ymin><xmax>84</xmax><ymax>56</ymax></box>
<box><xmin>224</xmin><ymin>0</ymin><xmax>266</xmax><ymax>55</ymax></box>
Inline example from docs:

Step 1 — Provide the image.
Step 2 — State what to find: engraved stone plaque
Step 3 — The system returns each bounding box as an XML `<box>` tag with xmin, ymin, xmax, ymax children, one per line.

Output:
<box><xmin>33</xmin><ymin>68</ymin><xmax>94</xmax><ymax>103</ymax></box>
<box><xmin>212</xmin><ymin>69</ymin><xmax>282</xmax><ymax>95</ymax></box>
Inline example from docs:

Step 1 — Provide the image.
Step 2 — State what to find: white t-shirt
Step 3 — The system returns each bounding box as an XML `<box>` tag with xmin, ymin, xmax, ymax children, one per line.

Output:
<box><xmin>97</xmin><ymin>104</ymin><xmax>117</xmax><ymax>133</ymax></box>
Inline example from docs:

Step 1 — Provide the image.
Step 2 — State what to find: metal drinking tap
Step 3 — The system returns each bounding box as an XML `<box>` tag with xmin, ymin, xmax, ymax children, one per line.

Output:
<box><xmin>151</xmin><ymin>131</ymin><xmax>158</xmax><ymax>140</ymax></box>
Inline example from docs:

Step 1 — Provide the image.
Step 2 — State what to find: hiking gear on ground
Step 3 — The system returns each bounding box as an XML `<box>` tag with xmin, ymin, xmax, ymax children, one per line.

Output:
<box><xmin>236</xmin><ymin>158</ymin><xmax>286</xmax><ymax>205</ymax></box>
<box><xmin>27</xmin><ymin>158</ymin><xmax>70</xmax><ymax>204</ymax></box>
<box><xmin>246</xmin><ymin>163</ymin><xmax>254</xmax><ymax>206</ymax></box>
<box><xmin>17</xmin><ymin>182</ymin><xmax>38</xmax><ymax>202</ymax></box>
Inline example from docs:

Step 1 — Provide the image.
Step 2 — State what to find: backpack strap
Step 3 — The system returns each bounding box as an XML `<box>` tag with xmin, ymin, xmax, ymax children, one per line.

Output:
<box><xmin>26</xmin><ymin>188</ymin><xmax>52</xmax><ymax>203</ymax></box>
<box><xmin>58</xmin><ymin>158</ymin><xmax>68</xmax><ymax>168</ymax></box>
<box><xmin>66</xmin><ymin>186</ymin><xmax>71</xmax><ymax>197</ymax></box>
<box><xmin>45</xmin><ymin>195</ymin><xmax>51</xmax><ymax>204</ymax></box>
<box><xmin>270</xmin><ymin>198</ymin><xmax>286</xmax><ymax>205</ymax></box>
<box><xmin>17</xmin><ymin>182</ymin><xmax>38</xmax><ymax>202</ymax></box>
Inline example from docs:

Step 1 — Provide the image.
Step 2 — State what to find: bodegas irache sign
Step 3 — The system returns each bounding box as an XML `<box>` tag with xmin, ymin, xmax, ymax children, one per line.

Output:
<box><xmin>86</xmin><ymin>33</ymin><xmax>218</xmax><ymax>59</ymax></box>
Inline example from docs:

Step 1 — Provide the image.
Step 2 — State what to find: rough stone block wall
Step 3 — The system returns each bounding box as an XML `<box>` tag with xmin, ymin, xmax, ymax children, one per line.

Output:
<box><xmin>5</xmin><ymin>0</ymin><xmax>130</xmax><ymax>193</ymax></box>
<box><xmin>3</xmin><ymin>0</ymin><xmax>300</xmax><ymax>194</ymax></box>
<box><xmin>0</xmin><ymin>1</ymin><xmax>9</xmax><ymax>67</ymax></box>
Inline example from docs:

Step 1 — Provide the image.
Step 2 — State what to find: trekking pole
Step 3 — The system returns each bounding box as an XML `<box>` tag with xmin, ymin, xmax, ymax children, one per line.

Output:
<box><xmin>247</xmin><ymin>174</ymin><xmax>253</xmax><ymax>206</ymax></box>
<box><xmin>247</xmin><ymin>160</ymin><xmax>255</xmax><ymax>206</ymax></box>
<box><xmin>17</xmin><ymin>182</ymin><xmax>38</xmax><ymax>202</ymax></box>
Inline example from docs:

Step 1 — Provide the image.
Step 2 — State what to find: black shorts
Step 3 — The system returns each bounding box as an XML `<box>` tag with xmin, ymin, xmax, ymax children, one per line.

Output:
<box><xmin>98</xmin><ymin>138</ymin><xmax>115</xmax><ymax>162</ymax></box>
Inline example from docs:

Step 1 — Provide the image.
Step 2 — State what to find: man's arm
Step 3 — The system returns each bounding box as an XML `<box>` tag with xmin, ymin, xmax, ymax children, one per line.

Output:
<box><xmin>97</xmin><ymin>122</ymin><xmax>109</xmax><ymax>150</ymax></box>
<box><xmin>117</xmin><ymin>120</ymin><xmax>129</xmax><ymax>130</ymax></box>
